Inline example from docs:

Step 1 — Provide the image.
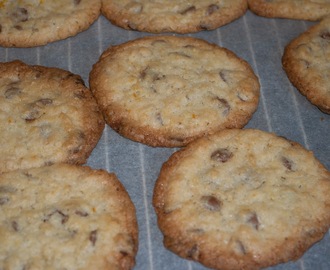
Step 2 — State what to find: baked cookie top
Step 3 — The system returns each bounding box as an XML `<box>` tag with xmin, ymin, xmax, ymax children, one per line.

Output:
<box><xmin>153</xmin><ymin>129</ymin><xmax>330</xmax><ymax>270</ymax></box>
<box><xmin>0</xmin><ymin>164</ymin><xmax>138</xmax><ymax>270</ymax></box>
<box><xmin>0</xmin><ymin>0</ymin><xmax>101</xmax><ymax>47</ymax></box>
<box><xmin>89</xmin><ymin>36</ymin><xmax>260</xmax><ymax>147</ymax></box>
<box><xmin>282</xmin><ymin>18</ymin><xmax>330</xmax><ymax>114</ymax></box>
<box><xmin>248</xmin><ymin>0</ymin><xmax>330</xmax><ymax>21</ymax></box>
<box><xmin>101</xmin><ymin>0</ymin><xmax>248</xmax><ymax>33</ymax></box>
<box><xmin>0</xmin><ymin>60</ymin><xmax>104</xmax><ymax>173</ymax></box>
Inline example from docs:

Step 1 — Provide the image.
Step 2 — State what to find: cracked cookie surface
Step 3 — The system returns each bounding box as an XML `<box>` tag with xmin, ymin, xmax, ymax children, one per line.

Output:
<box><xmin>153</xmin><ymin>129</ymin><xmax>330</xmax><ymax>270</ymax></box>
<box><xmin>0</xmin><ymin>60</ymin><xmax>104</xmax><ymax>173</ymax></box>
<box><xmin>248</xmin><ymin>0</ymin><xmax>330</xmax><ymax>21</ymax></box>
<box><xmin>101</xmin><ymin>0</ymin><xmax>247</xmax><ymax>33</ymax></box>
<box><xmin>0</xmin><ymin>164</ymin><xmax>138</xmax><ymax>270</ymax></box>
<box><xmin>89</xmin><ymin>36</ymin><xmax>259</xmax><ymax>147</ymax></box>
<box><xmin>0</xmin><ymin>0</ymin><xmax>101</xmax><ymax>47</ymax></box>
<box><xmin>282</xmin><ymin>18</ymin><xmax>330</xmax><ymax>114</ymax></box>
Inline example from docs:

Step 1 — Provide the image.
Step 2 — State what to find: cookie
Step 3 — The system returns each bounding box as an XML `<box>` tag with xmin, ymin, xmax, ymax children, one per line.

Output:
<box><xmin>153</xmin><ymin>129</ymin><xmax>330</xmax><ymax>270</ymax></box>
<box><xmin>282</xmin><ymin>18</ymin><xmax>330</xmax><ymax>114</ymax></box>
<box><xmin>101</xmin><ymin>0</ymin><xmax>248</xmax><ymax>33</ymax></box>
<box><xmin>248</xmin><ymin>0</ymin><xmax>330</xmax><ymax>21</ymax></box>
<box><xmin>0</xmin><ymin>163</ymin><xmax>138</xmax><ymax>270</ymax></box>
<box><xmin>0</xmin><ymin>60</ymin><xmax>105</xmax><ymax>173</ymax></box>
<box><xmin>89</xmin><ymin>36</ymin><xmax>260</xmax><ymax>147</ymax></box>
<box><xmin>0</xmin><ymin>0</ymin><xmax>101</xmax><ymax>47</ymax></box>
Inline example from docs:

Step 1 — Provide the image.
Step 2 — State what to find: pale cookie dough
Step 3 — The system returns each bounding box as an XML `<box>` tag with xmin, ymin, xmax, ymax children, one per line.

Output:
<box><xmin>101</xmin><ymin>0</ymin><xmax>248</xmax><ymax>33</ymax></box>
<box><xmin>0</xmin><ymin>60</ymin><xmax>105</xmax><ymax>173</ymax></box>
<box><xmin>0</xmin><ymin>163</ymin><xmax>138</xmax><ymax>270</ymax></box>
<box><xmin>153</xmin><ymin>129</ymin><xmax>330</xmax><ymax>270</ymax></box>
<box><xmin>89</xmin><ymin>36</ymin><xmax>260</xmax><ymax>147</ymax></box>
<box><xmin>282</xmin><ymin>17</ymin><xmax>330</xmax><ymax>114</ymax></box>
<box><xmin>248</xmin><ymin>0</ymin><xmax>330</xmax><ymax>21</ymax></box>
<box><xmin>0</xmin><ymin>0</ymin><xmax>101</xmax><ymax>47</ymax></box>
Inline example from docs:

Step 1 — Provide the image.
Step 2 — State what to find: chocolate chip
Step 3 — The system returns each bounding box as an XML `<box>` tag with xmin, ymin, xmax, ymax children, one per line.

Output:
<box><xmin>207</xmin><ymin>4</ymin><xmax>219</xmax><ymax>15</ymax></box>
<box><xmin>187</xmin><ymin>244</ymin><xmax>199</xmax><ymax>259</ymax></box>
<box><xmin>211</xmin><ymin>148</ymin><xmax>233</xmax><ymax>163</ymax></box>
<box><xmin>139</xmin><ymin>67</ymin><xmax>149</xmax><ymax>80</ymax></box>
<box><xmin>156</xmin><ymin>112</ymin><xmax>164</xmax><ymax>125</ymax></box>
<box><xmin>127</xmin><ymin>22</ymin><xmax>137</xmax><ymax>30</ymax></box>
<box><xmin>199</xmin><ymin>23</ymin><xmax>212</xmax><ymax>30</ymax></box>
<box><xmin>216</xmin><ymin>97</ymin><xmax>231</xmax><ymax>116</ymax></box>
<box><xmin>120</xmin><ymin>250</ymin><xmax>129</xmax><ymax>257</ymax></box>
<box><xmin>73</xmin><ymin>0</ymin><xmax>81</xmax><ymax>5</ymax></box>
<box><xmin>78</xmin><ymin>130</ymin><xmax>86</xmax><ymax>140</ymax></box>
<box><xmin>75</xmin><ymin>210</ymin><xmax>89</xmax><ymax>217</ymax></box>
<box><xmin>188</xmin><ymin>228</ymin><xmax>205</xmax><ymax>234</ymax></box>
<box><xmin>12</xmin><ymin>221</ymin><xmax>19</xmax><ymax>231</ymax></box>
<box><xmin>180</xmin><ymin>6</ymin><xmax>196</xmax><ymax>15</ymax></box>
<box><xmin>67</xmin><ymin>131</ymin><xmax>85</xmax><ymax>154</ymax></box>
<box><xmin>168</xmin><ymin>137</ymin><xmax>185</xmax><ymax>143</ymax></box>
<box><xmin>69</xmin><ymin>146</ymin><xmax>81</xmax><ymax>155</ymax></box>
<box><xmin>219</xmin><ymin>70</ymin><xmax>229</xmax><ymax>83</ymax></box>
<box><xmin>320</xmin><ymin>31</ymin><xmax>330</xmax><ymax>40</ymax></box>
<box><xmin>23</xmin><ymin>172</ymin><xmax>33</xmax><ymax>178</ymax></box>
<box><xmin>89</xmin><ymin>230</ymin><xmax>98</xmax><ymax>246</ymax></box>
<box><xmin>201</xmin><ymin>195</ymin><xmax>222</xmax><ymax>211</ymax></box>
<box><xmin>235</xmin><ymin>240</ymin><xmax>247</xmax><ymax>255</ymax></box>
<box><xmin>66</xmin><ymin>75</ymin><xmax>85</xmax><ymax>87</ymax></box>
<box><xmin>22</xmin><ymin>108</ymin><xmax>42</xmax><ymax>122</ymax></box>
<box><xmin>246</xmin><ymin>212</ymin><xmax>260</xmax><ymax>230</ymax></box>
<box><xmin>63</xmin><ymin>73</ymin><xmax>75</xmax><ymax>80</ymax></box>
<box><xmin>4</xmin><ymin>83</ymin><xmax>21</xmax><ymax>99</ymax></box>
<box><xmin>219</xmin><ymin>70</ymin><xmax>235</xmax><ymax>84</ymax></box>
<box><xmin>74</xmin><ymin>77</ymin><xmax>85</xmax><ymax>86</ymax></box>
<box><xmin>22</xmin><ymin>98</ymin><xmax>53</xmax><ymax>122</ymax></box>
<box><xmin>13</xmin><ymin>8</ymin><xmax>28</xmax><ymax>22</ymax></box>
<box><xmin>281</xmin><ymin>157</ymin><xmax>295</xmax><ymax>171</ymax></box>
<box><xmin>0</xmin><ymin>186</ymin><xmax>17</xmax><ymax>208</ymax></box>
<box><xmin>0</xmin><ymin>24</ymin><xmax>2</xmax><ymax>33</ymax></box>
<box><xmin>183</xmin><ymin>44</ymin><xmax>196</xmax><ymax>49</ymax></box>
<box><xmin>57</xmin><ymin>210</ymin><xmax>69</xmax><ymax>224</ymax></box>
<box><xmin>44</xmin><ymin>161</ymin><xmax>54</xmax><ymax>166</ymax></box>
<box><xmin>0</xmin><ymin>197</ymin><xmax>9</xmax><ymax>205</ymax></box>
<box><xmin>14</xmin><ymin>25</ymin><xmax>23</xmax><ymax>30</ymax></box>
<box><xmin>44</xmin><ymin>210</ymin><xmax>69</xmax><ymax>224</ymax></box>
<box><xmin>19</xmin><ymin>8</ymin><xmax>28</xmax><ymax>21</ymax></box>
<box><xmin>35</xmin><ymin>98</ymin><xmax>53</xmax><ymax>106</ymax></box>
<box><xmin>152</xmin><ymin>73</ymin><xmax>166</xmax><ymax>82</ymax></box>
<box><xmin>74</xmin><ymin>90</ymin><xmax>86</xmax><ymax>99</ymax></box>
<box><xmin>168</xmin><ymin>52</ymin><xmax>191</xmax><ymax>58</ymax></box>
<box><xmin>0</xmin><ymin>186</ymin><xmax>16</xmax><ymax>193</ymax></box>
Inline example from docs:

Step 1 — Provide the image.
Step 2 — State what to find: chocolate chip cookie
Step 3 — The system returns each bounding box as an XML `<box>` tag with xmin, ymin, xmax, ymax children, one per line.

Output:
<box><xmin>282</xmin><ymin>17</ymin><xmax>330</xmax><ymax>114</ymax></box>
<box><xmin>0</xmin><ymin>163</ymin><xmax>138</xmax><ymax>270</ymax></box>
<box><xmin>89</xmin><ymin>36</ymin><xmax>260</xmax><ymax>147</ymax></box>
<box><xmin>101</xmin><ymin>0</ymin><xmax>248</xmax><ymax>33</ymax></box>
<box><xmin>153</xmin><ymin>129</ymin><xmax>330</xmax><ymax>270</ymax></box>
<box><xmin>248</xmin><ymin>0</ymin><xmax>330</xmax><ymax>21</ymax></box>
<box><xmin>0</xmin><ymin>0</ymin><xmax>101</xmax><ymax>47</ymax></box>
<box><xmin>0</xmin><ymin>60</ymin><xmax>104</xmax><ymax>173</ymax></box>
